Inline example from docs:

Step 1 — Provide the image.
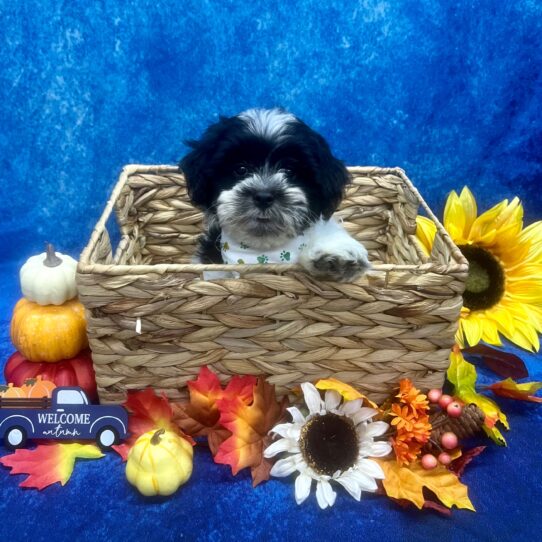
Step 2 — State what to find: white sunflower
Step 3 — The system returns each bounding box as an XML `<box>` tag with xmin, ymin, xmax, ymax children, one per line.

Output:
<box><xmin>264</xmin><ymin>382</ymin><xmax>392</xmax><ymax>509</ymax></box>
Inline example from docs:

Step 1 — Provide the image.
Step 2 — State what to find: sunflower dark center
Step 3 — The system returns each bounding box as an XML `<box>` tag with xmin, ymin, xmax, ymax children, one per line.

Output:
<box><xmin>458</xmin><ymin>244</ymin><xmax>505</xmax><ymax>311</ymax></box>
<box><xmin>299</xmin><ymin>412</ymin><xmax>359</xmax><ymax>476</ymax></box>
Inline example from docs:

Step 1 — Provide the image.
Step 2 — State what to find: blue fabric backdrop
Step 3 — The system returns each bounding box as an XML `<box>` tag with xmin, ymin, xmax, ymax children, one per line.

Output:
<box><xmin>1</xmin><ymin>1</ymin><xmax>541</xmax><ymax>541</ymax></box>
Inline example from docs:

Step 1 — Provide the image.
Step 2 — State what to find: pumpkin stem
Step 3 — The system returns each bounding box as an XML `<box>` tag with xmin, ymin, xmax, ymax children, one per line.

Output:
<box><xmin>44</xmin><ymin>243</ymin><xmax>62</xmax><ymax>267</ymax></box>
<box><xmin>150</xmin><ymin>428</ymin><xmax>166</xmax><ymax>445</ymax></box>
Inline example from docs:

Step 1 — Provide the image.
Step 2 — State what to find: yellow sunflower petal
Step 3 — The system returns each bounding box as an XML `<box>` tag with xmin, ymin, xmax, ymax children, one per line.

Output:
<box><xmin>522</xmin><ymin>305</ymin><xmax>542</xmax><ymax>333</ymax></box>
<box><xmin>443</xmin><ymin>191</ymin><xmax>467</xmax><ymax>243</ymax></box>
<box><xmin>454</xmin><ymin>327</ymin><xmax>466</xmax><ymax>349</ymax></box>
<box><xmin>459</xmin><ymin>316</ymin><xmax>483</xmax><ymax>347</ymax></box>
<box><xmin>415</xmin><ymin>216</ymin><xmax>437</xmax><ymax>256</ymax></box>
<box><xmin>494</xmin><ymin>301</ymin><xmax>540</xmax><ymax>351</ymax></box>
<box><xmin>506</xmin><ymin>281</ymin><xmax>542</xmax><ymax>304</ymax></box>
<box><xmin>518</xmin><ymin>223</ymin><xmax>542</xmax><ymax>263</ymax></box>
<box><xmin>493</xmin><ymin>197</ymin><xmax>522</xmax><ymax>229</ymax></box>
<box><xmin>479</xmin><ymin>317</ymin><xmax>502</xmax><ymax>346</ymax></box>
<box><xmin>520</xmin><ymin>220</ymin><xmax>542</xmax><ymax>240</ymax></box>
<box><xmin>467</xmin><ymin>200</ymin><xmax>508</xmax><ymax>245</ymax></box>
<box><xmin>488</xmin><ymin>200</ymin><xmax>524</xmax><ymax>252</ymax></box>
<box><xmin>485</xmin><ymin>305</ymin><xmax>516</xmax><ymax>337</ymax></box>
<box><xmin>506</xmin><ymin>263</ymin><xmax>542</xmax><ymax>280</ymax></box>
<box><xmin>505</xmin><ymin>326</ymin><xmax>539</xmax><ymax>352</ymax></box>
<box><xmin>458</xmin><ymin>186</ymin><xmax>477</xmax><ymax>238</ymax></box>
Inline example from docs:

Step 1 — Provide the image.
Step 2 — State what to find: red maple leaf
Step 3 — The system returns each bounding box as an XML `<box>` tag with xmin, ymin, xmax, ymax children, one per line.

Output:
<box><xmin>449</xmin><ymin>446</ymin><xmax>487</xmax><ymax>478</ymax></box>
<box><xmin>173</xmin><ymin>367</ymin><xmax>256</xmax><ymax>455</ymax></box>
<box><xmin>214</xmin><ymin>378</ymin><xmax>288</xmax><ymax>486</ymax></box>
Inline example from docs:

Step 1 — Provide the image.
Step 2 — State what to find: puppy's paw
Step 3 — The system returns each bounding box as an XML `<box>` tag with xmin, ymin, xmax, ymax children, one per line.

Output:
<box><xmin>301</xmin><ymin>244</ymin><xmax>371</xmax><ymax>282</ymax></box>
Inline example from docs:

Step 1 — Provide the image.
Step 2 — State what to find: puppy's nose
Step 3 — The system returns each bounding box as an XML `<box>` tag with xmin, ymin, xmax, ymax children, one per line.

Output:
<box><xmin>253</xmin><ymin>190</ymin><xmax>275</xmax><ymax>209</ymax></box>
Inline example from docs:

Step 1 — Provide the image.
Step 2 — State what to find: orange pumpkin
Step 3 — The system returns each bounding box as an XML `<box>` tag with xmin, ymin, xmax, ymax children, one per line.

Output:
<box><xmin>21</xmin><ymin>375</ymin><xmax>57</xmax><ymax>398</ymax></box>
<box><xmin>10</xmin><ymin>298</ymin><xmax>88</xmax><ymax>362</ymax></box>
<box><xmin>0</xmin><ymin>383</ymin><xmax>25</xmax><ymax>398</ymax></box>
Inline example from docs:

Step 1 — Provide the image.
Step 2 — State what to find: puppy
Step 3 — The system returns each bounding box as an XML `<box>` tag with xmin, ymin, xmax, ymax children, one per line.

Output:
<box><xmin>179</xmin><ymin>108</ymin><xmax>370</xmax><ymax>282</ymax></box>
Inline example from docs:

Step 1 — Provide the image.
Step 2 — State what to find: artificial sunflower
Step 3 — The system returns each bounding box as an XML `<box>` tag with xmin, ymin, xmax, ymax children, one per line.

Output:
<box><xmin>264</xmin><ymin>382</ymin><xmax>391</xmax><ymax>509</ymax></box>
<box><xmin>417</xmin><ymin>187</ymin><xmax>542</xmax><ymax>351</ymax></box>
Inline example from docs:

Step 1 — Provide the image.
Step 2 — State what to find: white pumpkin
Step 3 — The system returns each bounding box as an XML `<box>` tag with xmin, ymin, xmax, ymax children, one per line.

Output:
<box><xmin>20</xmin><ymin>244</ymin><xmax>78</xmax><ymax>306</ymax></box>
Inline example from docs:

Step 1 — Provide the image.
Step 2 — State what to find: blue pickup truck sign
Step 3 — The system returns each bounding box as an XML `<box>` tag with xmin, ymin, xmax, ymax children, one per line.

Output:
<box><xmin>0</xmin><ymin>387</ymin><xmax>128</xmax><ymax>450</ymax></box>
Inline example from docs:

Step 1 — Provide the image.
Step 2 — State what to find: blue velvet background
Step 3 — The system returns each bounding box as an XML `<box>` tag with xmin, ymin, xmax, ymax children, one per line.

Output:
<box><xmin>1</xmin><ymin>1</ymin><xmax>541</xmax><ymax>540</ymax></box>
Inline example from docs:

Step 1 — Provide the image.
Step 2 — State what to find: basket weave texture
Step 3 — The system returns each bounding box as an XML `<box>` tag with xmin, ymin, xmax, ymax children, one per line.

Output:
<box><xmin>77</xmin><ymin>165</ymin><xmax>468</xmax><ymax>404</ymax></box>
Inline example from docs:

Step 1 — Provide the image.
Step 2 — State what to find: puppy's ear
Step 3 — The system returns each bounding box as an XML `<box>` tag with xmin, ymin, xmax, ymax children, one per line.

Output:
<box><xmin>179</xmin><ymin>115</ymin><xmax>236</xmax><ymax>210</ymax></box>
<box><xmin>179</xmin><ymin>141</ymin><xmax>214</xmax><ymax>209</ymax></box>
<box><xmin>313</xmin><ymin>138</ymin><xmax>351</xmax><ymax>219</ymax></box>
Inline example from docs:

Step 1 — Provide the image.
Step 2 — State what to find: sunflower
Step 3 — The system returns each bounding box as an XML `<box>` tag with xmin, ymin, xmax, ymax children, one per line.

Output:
<box><xmin>417</xmin><ymin>187</ymin><xmax>542</xmax><ymax>351</ymax></box>
<box><xmin>264</xmin><ymin>382</ymin><xmax>391</xmax><ymax>509</ymax></box>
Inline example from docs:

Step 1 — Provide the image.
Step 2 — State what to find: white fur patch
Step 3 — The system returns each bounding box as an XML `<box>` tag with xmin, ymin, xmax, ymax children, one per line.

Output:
<box><xmin>298</xmin><ymin>218</ymin><xmax>370</xmax><ymax>270</ymax></box>
<box><xmin>240</xmin><ymin>108</ymin><xmax>296</xmax><ymax>139</ymax></box>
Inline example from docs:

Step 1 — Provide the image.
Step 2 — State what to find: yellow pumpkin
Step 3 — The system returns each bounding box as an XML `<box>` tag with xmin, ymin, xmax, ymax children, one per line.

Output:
<box><xmin>10</xmin><ymin>298</ymin><xmax>88</xmax><ymax>362</ymax></box>
<box><xmin>0</xmin><ymin>383</ymin><xmax>25</xmax><ymax>398</ymax></box>
<box><xmin>126</xmin><ymin>429</ymin><xmax>193</xmax><ymax>496</ymax></box>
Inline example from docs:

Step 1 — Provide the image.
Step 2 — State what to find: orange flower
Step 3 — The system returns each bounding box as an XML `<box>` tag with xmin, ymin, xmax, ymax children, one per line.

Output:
<box><xmin>396</xmin><ymin>379</ymin><xmax>429</xmax><ymax>414</ymax></box>
<box><xmin>389</xmin><ymin>379</ymin><xmax>432</xmax><ymax>465</ymax></box>
<box><xmin>408</xmin><ymin>417</ymin><xmax>432</xmax><ymax>444</ymax></box>
<box><xmin>391</xmin><ymin>435</ymin><xmax>423</xmax><ymax>466</ymax></box>
<box><xmin>390</xmin><ymin>404</ymin><xmax>416</xmax><ymax>432</ymax></box>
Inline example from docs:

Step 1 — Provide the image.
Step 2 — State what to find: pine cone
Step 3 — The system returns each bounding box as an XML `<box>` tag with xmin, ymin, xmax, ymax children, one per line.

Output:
<box><xmin>429</xmin><ymin>403</ymin><xmax>485</xmax><ymax>444</ymax></box>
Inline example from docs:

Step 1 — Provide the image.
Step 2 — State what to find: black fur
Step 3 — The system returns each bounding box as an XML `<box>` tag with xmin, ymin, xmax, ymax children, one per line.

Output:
<box><xmin>195</xmin><ymin>222</ymin><xmax>223</xmax><ymax>264</ymax></box>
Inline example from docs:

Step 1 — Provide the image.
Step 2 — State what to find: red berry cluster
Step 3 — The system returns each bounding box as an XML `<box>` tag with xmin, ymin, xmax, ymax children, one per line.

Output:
<box><xmin>421</xmin><ymin>388</ymin><xmax>462</xmax><ymax>470</ymax></box>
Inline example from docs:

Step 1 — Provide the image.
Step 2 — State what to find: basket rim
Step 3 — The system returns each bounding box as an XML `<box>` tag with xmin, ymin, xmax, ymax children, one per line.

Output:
<box><xmin>78</xmin><ymin>164</ymin><xmax>468</xmax><ymax>276</ymax></box>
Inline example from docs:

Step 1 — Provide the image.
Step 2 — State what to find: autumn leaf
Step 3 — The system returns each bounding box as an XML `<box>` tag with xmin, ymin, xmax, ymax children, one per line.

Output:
<box><xmin>214</xmin><ymin>378</ymin><xmax>288</xmax><ymax>486</ymax></box>
<box><xmin>484</xmin><ymin>378</ymin><xmax>542</xmax><ymax>403</ymax></box>
<box><xmin>449</xmin><ymin>446</ymin><xmax>487</xmax><ymax>478</ymax></box>
<box><xmin>113</xmin><ymin>387</ymin><xmax>193</xmax><ymax>461</ymax></box>
<box><xmin>315</xmin><ymin>377</ymin><xmax>379</xmax><ymax>409</ymax></box>
<box><xmin>173</xmin><ymin>367</ymin><xmax>257</xmax><ymax>455</ymax></box>
<box><xmin>0</xmin><ymin>443</ymin><xmax>103</xmax><ymax>490</ymax></box>
<box><xmin>447</xmin><ymin>349</ymin><xmax>509</xmax><ymax>446</ymax></box>
<box><xmin>463</xmin><ymin>344</ymin><xmax>529</xmax><ymax>379</ymax></box>
<box><xmin>375</xmin><ymin>458</ymin><xmax>475</xmax><ymax>511</ymax></box>
<box><xmin>173</xmin><ymin>367</ymin><xmax>256</xmax><ymax>453</ymax></box>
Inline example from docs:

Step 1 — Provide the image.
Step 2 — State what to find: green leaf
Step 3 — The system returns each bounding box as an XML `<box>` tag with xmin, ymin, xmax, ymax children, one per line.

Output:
<box><xmin>447</xmin><ymin>350</ymin><xmax>508</xmax><ymax>445</ymax></box>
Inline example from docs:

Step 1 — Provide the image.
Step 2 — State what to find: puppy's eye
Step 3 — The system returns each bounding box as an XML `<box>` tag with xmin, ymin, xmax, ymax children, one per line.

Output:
<box><xmin>282</xmin><ymin>168</ymin><xmax>293</xmax><ymax>176</ymax></box>
<box><xmin>235</xmin><ymin>165</ymin><xmax>248</xmax><ymax>176</ymax></box>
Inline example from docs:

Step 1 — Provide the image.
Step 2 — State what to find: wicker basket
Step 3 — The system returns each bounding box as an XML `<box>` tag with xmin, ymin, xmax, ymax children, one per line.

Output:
<box><xmin>77</xmin><ymin>165</ymin><xmax>468</xmax><ymax>404</ymax></box>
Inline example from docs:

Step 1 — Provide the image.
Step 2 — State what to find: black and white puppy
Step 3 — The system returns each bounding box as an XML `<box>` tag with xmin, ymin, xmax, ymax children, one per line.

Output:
<box><xmin>179</xmin><ymin>108</ymin><xmax>370</xmax><ymax>282</ymax></box>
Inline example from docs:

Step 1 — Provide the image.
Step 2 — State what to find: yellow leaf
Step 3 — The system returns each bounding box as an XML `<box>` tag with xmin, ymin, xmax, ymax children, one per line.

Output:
<box><xmin>375</xmin><ymin>458</ymin><xmax>475</xmax><ymax>511</ymax></box>
<box><xmin>447</xmin><ymin>350</ymin><xmax>509</xmax><ymax>445</ymax></box>
<box><xmin>315</xmin><ymin>378</ymin><xmax>379</xmax><ymax>409</ymax></box>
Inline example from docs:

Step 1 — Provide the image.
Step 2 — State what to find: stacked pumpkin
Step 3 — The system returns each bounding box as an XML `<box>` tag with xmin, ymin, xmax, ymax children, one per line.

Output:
<box><xmin>5</xmin><ymin>244</ymin><xmax>98</xmax><ymax>402</ymax></box>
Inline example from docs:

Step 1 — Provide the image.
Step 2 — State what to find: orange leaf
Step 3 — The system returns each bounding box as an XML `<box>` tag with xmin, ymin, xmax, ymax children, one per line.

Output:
<box><xmin>484</xmin><ymin>378</ymin><xmax>542</xmax><ymax>403</ymax></box>
<box><xmin>0</xmin><ymin>443</ymin><xmax>103</xmax><ymax>490</ymax></box>
<box><xmin>173</xmin><ymin>367</ymin><xmax>257</xmax><ymax>455</ymax></box>
<box><xmin>113</xmin><ymin>387</ymin><xmax>193</xmax><ymax>461</ymax></box>
<box><xmin>375</xmin><ymin>458</ymin><xmax>475</xmax><ymax>511</ymax></box>
<box><xmin>214</xmin><ymin>378</ymin><xmax>288</xmax><ymax>486</ymax></box>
